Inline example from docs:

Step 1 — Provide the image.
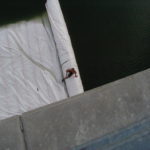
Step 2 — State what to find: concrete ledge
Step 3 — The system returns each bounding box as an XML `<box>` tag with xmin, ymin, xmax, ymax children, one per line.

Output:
<box><xmin>22</xmin><ymin>68</ymin><xmax>150</xmax><ymax>150</ymax></box>
<box><xmin>0</xmin><ymin>116</ymin><xmax>26</xmax><ymax>150</ymax></box>
<box><xmin>73</xmin><ymin>117</ymin><xmax>150</xmax><ymax>150</ymax></box>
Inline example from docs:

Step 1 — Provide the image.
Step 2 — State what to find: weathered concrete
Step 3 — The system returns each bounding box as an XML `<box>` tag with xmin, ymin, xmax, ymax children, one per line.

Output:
<box><xmin>0</xmin><ymin>116</ymin><xmax>26</xmax><ymax>150</ymax></box>
<box><xmin>74</xmin><ymin>117</ymin><xmax>150</xmax><ymax>150</ymax></box>
<box><xmin>22</xmin><ymin>68</ymin><xmax>150</xmax><ymax>150</ymax></box>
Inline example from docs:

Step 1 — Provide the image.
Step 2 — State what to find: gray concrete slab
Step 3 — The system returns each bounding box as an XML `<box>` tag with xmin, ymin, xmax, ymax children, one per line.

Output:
<box><xmin>22</xmin><ymin>68</ymin><xmax>150</xmax><ymax>150</ymax></box>
<box><xmin>73</xmin><ymin>117</ymin><xmax>150</xmax><ymax>150</ymax></box>
<box><xmin>0</xmin><ymin>116</ymin><xmax>26</xmax><ymax>150</ymax></box>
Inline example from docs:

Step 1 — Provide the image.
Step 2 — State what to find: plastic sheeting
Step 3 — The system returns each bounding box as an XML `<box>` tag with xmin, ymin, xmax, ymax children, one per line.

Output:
<box><xmin>46</xmin><ymin>0</ymin><xmax>83</xmax><ymax>96</ymax></box>
<box><xmin>0</xmin><ymin>0</ymin><xmax>83</xmax><ymax>120</ymax></box>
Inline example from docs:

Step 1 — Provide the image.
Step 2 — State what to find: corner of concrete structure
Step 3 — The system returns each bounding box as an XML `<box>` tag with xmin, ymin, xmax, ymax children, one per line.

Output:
<box><xmin>0</xmin><ymin>115</ymin><xmax>26</xmax><ymax>150</ymax></box>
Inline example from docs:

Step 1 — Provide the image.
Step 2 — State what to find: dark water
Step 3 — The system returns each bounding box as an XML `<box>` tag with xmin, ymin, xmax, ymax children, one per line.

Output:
<box><xmin>0</xmin><ymin>0</ymin><xmax>46</xmax><ymax>25</ymax></box>
<box><xmin>60</xmin><ymin>0</ymin><xmax>150</xmax><ymax>90</ymax></box>
<box><xmin>1</xmin><ymin>0</ymin><xmax>150</xmax><ymax>91</ymax></box>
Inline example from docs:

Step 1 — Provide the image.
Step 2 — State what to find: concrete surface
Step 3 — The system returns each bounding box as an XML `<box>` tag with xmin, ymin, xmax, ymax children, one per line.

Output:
<box><xmin>0</xmin><ymin>116</ymin><xmax>26</xmax><ymax>150</ymax></box>
<box><xmin>22</xmin><ymin>68</ymin><xmax>150</xmax><ymax>150</ymax></box>
<box><xmin>73</xmin><ymin>117</ymin><xmax>150</xmax><ymax>150</ymax></box>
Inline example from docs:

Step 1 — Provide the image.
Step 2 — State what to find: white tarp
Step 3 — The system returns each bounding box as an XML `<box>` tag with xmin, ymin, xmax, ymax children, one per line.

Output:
<box><xmin>0</xmin><ymin>0</ymin><xmax>83</xmax><ymax>120</ymax></box>
<box><xmin>46</xmin><ymin>0</ymin><xmax>83</xmax><ymax>96</ymax></box>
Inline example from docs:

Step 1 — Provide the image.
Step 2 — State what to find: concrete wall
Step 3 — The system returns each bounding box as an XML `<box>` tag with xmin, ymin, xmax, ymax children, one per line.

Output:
<box><xmin>1</xmin><ymin>68</ymin><xmax>150</xmax><ymax>150</ymax></box>
<box><xmin>74</xmin><ymin>117</ymin><xmax>150</xmax><ymax>150</ymax></box>
<box><xmin>0</xmin><ymin>116</ymin><xmax>26</xmax><ymax>150</ymax></box>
